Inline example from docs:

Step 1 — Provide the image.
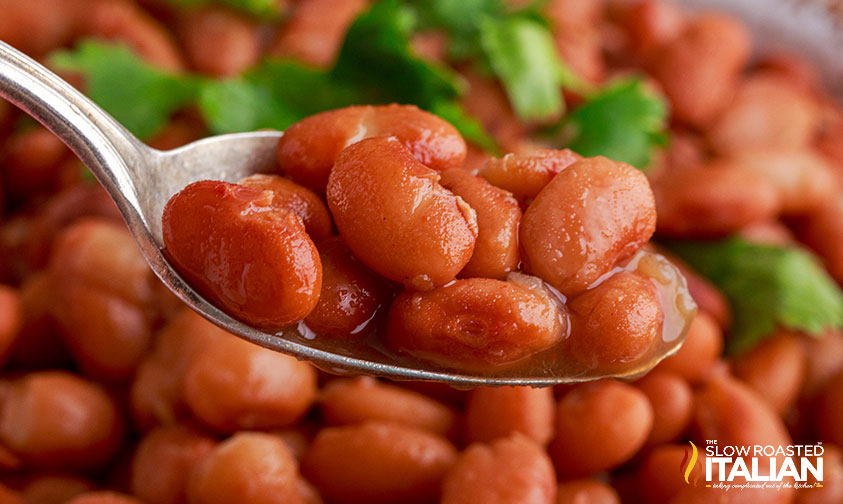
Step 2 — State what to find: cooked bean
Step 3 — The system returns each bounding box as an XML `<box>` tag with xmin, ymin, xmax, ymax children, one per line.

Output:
<box><xmin>655</xmin><ymin>311</ymin><xmax>723</xmax><ymax>384</ymax></box>
<box><xmin>460</xmin><ymin>69</ymin><xmax>527</xmax><ymax>151</ymax></box>
<box><xmin>9</xmin><ymin>272</ymin><xmax>70</xmax><ymax>369</ymax></box>
<box><xmin>708</xmin><ymin>75</ymin><xmax>820</xmax><ymax>154</ymax></box>
<box><xmin>385</xmin><ymin>276</ymin><xmax>566</xmax><ymax>370</ymax></box>
<box><xmin>478</xmin><ymin>149</ymin><xmax>581</xmax><ymax>200</ymax></box>
<box><xmin>279</xmin><ymin>105</ymin><xmax>466</xmax><ymax>192</ymax></box>
<box><xmin>20</xmin><ymin>474</ymin><xmax>94</xmax><ymax>504</ymax></box>
<box><xmin>131</xmin><ymin>424</ymin><xmax>216</xmax><ymax>504</ymax></box>
<box><xmin>567</xmin><ymin>271</ymin><xmax>664</xmax><ymax>370</ymax></box>
<box><xmin>441</xmin><ymin>434</ymin><xmax>556</xmax><ymax>504</ymax></box>
<box><xmin>319</xmin><ymin>377</ymin><xmax>457</xmax><ymax>437</ymax></box>
<box><xmin>0</xmin><ymin>483</ymin><xmax>23</xmax><ymax>504</ymax></box>
<box><xmin>0</xmin><ymin>126</ymin><xmax>69</xmax><ymax>201</ymax></box>
<box><xmin>637</xmin><ymin>444</ymin><xmax>694</xmax><ymax>504</ymax></box>
<box><xmin>800</xmin><ymin>330</ymin><xmax>843</xmax><ymax>396</ymax></box>
<box><xmin>239</xmin><ymin>174</ymin><xmax>333</xmax><ymax>240</ymax></box>
<box><xmin>816</xmin><ymin>372</ymin><xmax>843</xmax><ymax>446</ymax></box>
<box><xmin>187</xmin><ymin>432</ymin><xmax>301</xmax><ymax>504</ymax></box>
<box><xmin>0</xmin><ymin>0</ymin><xmax>78</xmax><ymax>57</ymax></box>
<box><xmin>178</xmin><ymin>5</ymin><xmax>259</xmax><ymax>77</ymax></box>
<box><xmin>653</xmin><ymin>161</ymin><xmax>781</xmax><ymax>238</ymax></box>
<box><xmin>556</xmin><ymin>479</ymin><xmax>620</xmax><ymax>504</ymax></box>
<box><xmin>549</xmin><ymin>380</ymin><xmax>653</xmax><ymax>476</ymax></box>
<box><xmin>635</xmin><ymin>371</ymin><xmax>693</xmax><ymax>445</ymax></box>
<box><xmin>796</xmin><ymin>445</ymin><xmax>843</xmax><ymax>504</ymax></box>
<box><xmin>302</xmin><ymin>421</ymin><xmax>457</xmax><ymax>504</ymax></box>
<box><xmin>463</xmin><ymin>386</ymin><xmax>554</xmax><ymax>446</ymax></box>
<box><xmin>0</xmin><ymin>371</ymin><xmax>123</xmax><ymax>470</ymax></box>
<box><xmin>183</xmin><ymin>335</ymin><xmax>317</xmax><ymax>433</ymax></box>
<box><xmin>797</xmin><ymin>197</ymin><xmax>843</xmax><ymax>283</ymax></box>
<box><xmin>162</xmin><ymin>180</ymin><xmax>322</xmax><ymax>330</ymax></box>
<box><xmin>327</xmin><ymin>137</ymin><xmax>476</xmax><ymax>290</ymax></box>
<box><xmin>302</xmin><ymin>237</ymin><xmax>393</xmax><ymax>339</ymax></box>
<box><xmin>693</xmin><ymin>374</ymin><xmax>792</xmax><ymax>449</ymax></box>
<box><xmin>0</xmin><ymin>285</ymin><xmax>21</xmax><ymax>366</ymax></box>
<box><xmin>439</xmin><ymin>168</ymin><xmax>521</xmax><ymax>279</ymax></box>
<box><xmin>732</xmin><ymin>331</ymin><xmax>806</xmax><ymax>414</ymax></box>
<box><xmin>64</xmin><ymin>492</ymin><xmax>143</xmax><ymax>504</ymax></box>
<box><xmin>654</xmin><ymin>13</ymin><xmax>751</xmax><ymax>126</ymax></box>
<box><xmin>620</xmin><ymin>0</ymin><xmax>686</xmax><ymax>57</ymax></box>
<box><xmin>520</xmin><ymin>157</ymin><xmax>656</xmax><ymax>297</ymax></box>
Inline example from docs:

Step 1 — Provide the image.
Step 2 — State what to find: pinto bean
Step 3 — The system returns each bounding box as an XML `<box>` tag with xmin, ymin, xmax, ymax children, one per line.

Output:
<box><xmin>178</xmin><ymin>5</ymin><xmax>259</xmax><ymax>77</ymax></box>
<box><xmin>816</xmin><ymin>372</ymin><xmax>843</xmax><ymax>446</ymax></box>
<box><xmin>478</xmin><ymin>149</ymin><xmax>581</xmax><ymax>201</ymax></box>
<box><xmin>239</xmin><ymin>174</ymin><xmax>333</xmax><ymax>240</ymax></box>
<box><xmin>463</xmin><ymin>386</ymin><xmax>554</xmax><ymax>446</ymax></box>
<box><xmin>636</xmin><ymin>444</ymin><xmax>693</xmax><ymax>504</ymax></box>
<box><xmin>0</xmin><ymin>286</ymin><xmax>21</xmax><ymax>367</ymax></box>
<box><xmin>521</xmin><ymin>156</ymin><xmax>656</xmax><ymax>297</ymax></box>
<box><xmin>162</xmin><ymin>180</ymin><xmax>322</xmax><ymax>330</ymax></box>
<box><xmin>385</xmin><ymin>275</ymin><xmax>566</xmax><ymax>371</ymax></box>
<box><xmin>732</xmin><ymin>332</ymin><xmax>806</xmax><ymax>414</ymax></box>
<box><xmin>556</xmin><ymin>479</ymin><xmax>620</xmax><ymax>504</ymax></box>
<box><xmin>635</xmin><ymin>371</ymin><xmax>693</xmax><ymax>445</ymax></box>
<box><xmin>64</xmin><ymin>493</ymin><xmax>143</xmax><ymax>504</ymax></box>
<box><xmin>327</xmin><ymin>137</ymin><xmax>476</xmax><ymax>290</ymax></box>
<box><xmin>279</xmin><ymin>105</ymin><xmax>466</xmax><ymax>192</ymax></box>
<box><xmin>20</xmin><ymin>474</ymin><xmax>95</xmax><ymax>504</ymax></box>
<box><xmin>797</xmin><ymin>197</ymin><xmax>843</xmax><ymax>283</ymax></box>
<box><xmin>302</xmin><ymin>421</ymin><xmax>457</xmax><ymax>504</ymax></box>
<box><xmin>439</xmin><ymin>168</ymin><xmax>521</xmax><ymax>279</ymax></box>
<box><xmin>441</xmin><ymin>434</ymin><xmax>556</xmax><ymax>504</ymax></box>
<box><xmin>655</xmin><ymin>311</ymin><xmax>723</xmax><ymax>384</ymax></box>
<box><xmin>800</xmin><ymin>330</ymin><xmax>843</xmax><ymax>396</ymax></box>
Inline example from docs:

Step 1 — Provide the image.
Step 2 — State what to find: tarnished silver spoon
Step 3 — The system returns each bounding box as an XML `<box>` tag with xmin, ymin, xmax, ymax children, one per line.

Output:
<box><xmin>0</xmin><ymin>41</ymin><xmax>688</xmax><ymax>386</ymax></box>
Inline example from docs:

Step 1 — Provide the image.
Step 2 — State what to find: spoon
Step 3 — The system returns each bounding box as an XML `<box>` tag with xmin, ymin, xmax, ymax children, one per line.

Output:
<box><xmin>0</xmin><ymin>42</ymin><xmax>681</xmax><ymax>387</ymax></box>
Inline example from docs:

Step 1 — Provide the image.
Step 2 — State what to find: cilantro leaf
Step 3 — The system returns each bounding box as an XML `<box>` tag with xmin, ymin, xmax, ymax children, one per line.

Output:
<box><xmin>51</xmin><ymin>41</ymin><xmax>200</xmax><ymax>140</ymax></box>
<box><xmin>561</xmin><ymin>78</ymin><xmax>667</xmax><ymax>169</ymax></box>
<box><xmin>413</xmin><ymin>0</ymin><xmax>503</xmax><ymax>60</ymax></box>
<box><xmin>165</xmin><ymin>0</ymin><xmax>281</xmax><ymax>18</ymax></box>
<box><xmin>668</xmin><ymin>237</ymin><xmax>843</xmax><ymax>354</ymax></box>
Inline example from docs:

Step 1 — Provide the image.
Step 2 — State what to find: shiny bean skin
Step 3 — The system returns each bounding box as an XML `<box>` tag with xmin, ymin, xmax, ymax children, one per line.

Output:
<box><xmin>654</xmin><ymin>13</ymin><xmax>751</xmax><ymax>127</ymax></box>
<box><xmin>183</xmin><ymin>335</ymin><xmax>317</xmax><ymax>433</ymax></box>
<box><xmin>463</xmin><ymin>386</ymin><xmax>554</xmax><ymax>446</ymax></box>
<box><xmin>187</xmin><ymin>432</ymin><xmax>302</xmax><ymax>504</ymax></box>
<box><xmin>302</xmin><ymin>421</ymin><xmax>457</xmax><ymax>504</ymax></box>
<box><xmin>478</xmin><ymin>149</ymin><xmax>582</xmax><ymax>201</ymax></box>
<box><xmin>0</xmin><ymin>286</ymin><xmax>21</xmax><ymax>367</ymax></box>
<box><xmin>653</xmin><ymin>161</ymin><xmax>781</xmax><ymax>238</ymax></box>
<box><xmin>732</xmin><ymin>332</ymin><xmax>806</xmax><ymax>414</ymax></box>
<box><xmin>619</xmin><ymin>0</ymin><xmax>686</xmax><ymax>57</ymax></box>
<box><xmin>520</xmin><ymin>157</ymin><xmax>656</xmax><ymax>297</ymax></box>
<box><xmin>549</xmin><ymin>381</ymin><xmax>653</xmax><ymax>476</ymax></box>
<box><xmin>634</xmin><ymin>371</ymin><xmax>693</xmax><ymax>445</ymax></box>
<box><xmin>556</xmin><ymin>480</ymin><xmax>620</xmax><ymax>504</ymax></box>
<box><xmin>20</xmin><ymin>474</ymin><xmax>95</xmax><ymax>504</ymax></box>
<box><xmin>64</xmin><ymin>492</ymin><xmax>144</xmax><ymax>504</ymax></box>
<box><xmin>693</xmin><ymin>374</ymin><xmax>792</xmax><ymax>450</ymax></box>
<box><xmin>178</xmin><ymin>5</ymin><xmax>259</xmax><ymax>77</ymax></box>
<box><xmin>327</xmin><ymin>137</ymin><xmax>477</xmax><ymax>290</ymax></box>
<box><xmin>130</xmin><ymin>424</ymin><xmax>216</xmax><ymax>504</ymax></box>
<box><xmin>655</xmin><ymin>311</ymin><xmax>723</xmax><ymax>384</ymax></box>
<box><xmin>302</xmin><ymin>237</ymin><xmax>393</xmax><ymax>339</ymax></box>
<box><xmin>439</xmin><ymin>169</ymin><xmax>521</xmax><ymax>279</ymax></box>
<box><xmin>319</xmin><ymin>377</ymin><xmax>457</xmax><ymax>437</ymax></box>
<box><xmin>441</xmin><ymin>434</ymin><xmax>556</xmax><ymax>504</ymax></box>
<box><xmin>708</xmin><ymin>75</ymin><xmax>820</xmax><ymax>155</ymax></box>
<box><xmin>239</xmin><ymin>174</ymin><xmax>333</xmax><ymax>240</ymax></box>
<box><xmin>567</xmin><ymin>272</ymin><xmax>664</xmax><ymax>370</ymax></box>
<box><xmin>0</xmin><ymin>371</ymin><xmax>123</xmax><ymax>471</ymax></box>
<box><xmin>385</xmin><ymin>276</ymin><xmax>566</xmax><ymax>371</ymax></box>
<box><xmin>279</xmin><ymin>105</ymin><xmax>467</xmax><ymax>192</ymax></box>
<box><xmin>816</xmin><ymin>372</ymin><xmax>843</xmax><ymax>446</ymax></box>
<box><xmin>162</xmin><ymin>180</ymin><xmax>322</xmax><ymax>330</ymax></box>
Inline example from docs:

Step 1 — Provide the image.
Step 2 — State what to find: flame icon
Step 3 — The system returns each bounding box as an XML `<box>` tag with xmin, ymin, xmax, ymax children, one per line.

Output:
<box><xmin>680</xmin><ymin>441</ymin><xmax>699</xmax><ymax>486</ymax></box>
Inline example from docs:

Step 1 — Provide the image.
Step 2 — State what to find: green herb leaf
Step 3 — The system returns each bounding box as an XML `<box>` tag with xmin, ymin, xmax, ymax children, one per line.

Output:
<box><xmin>165</xmin><ymin>0</ymin><xmax>281</xmax><ymax>18</ymax></box>
<box><xmin>51</xmin><ymin>41</ymin><xmax>200</xmax><ymax>140</ymax></box>
<box><xmin>668</xmin><ymin>237</ymin><xmax>843</xmax><ymax>354</ymax></box>
<box><xmin>478</xmin><ymin>15</ymin><xmax>568</xmax><ymax>121</ymax></box>
<box><xmin>562</xmin><ymin>78</ymin><xmax>668</xmax><ymax>169</ymax></box>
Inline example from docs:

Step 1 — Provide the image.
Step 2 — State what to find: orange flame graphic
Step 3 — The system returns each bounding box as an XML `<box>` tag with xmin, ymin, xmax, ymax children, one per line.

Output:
<box><xmin>680</xmin><ymin>441</ymin><xmax>699</xmax><ymax>486</ymax></box>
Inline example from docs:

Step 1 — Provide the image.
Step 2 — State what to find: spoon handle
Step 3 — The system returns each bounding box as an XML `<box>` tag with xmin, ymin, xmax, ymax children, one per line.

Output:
<box><xmin>0</xmin><ymin>41</ymin><xmax>150</xmax><ymax>222</ymax></box>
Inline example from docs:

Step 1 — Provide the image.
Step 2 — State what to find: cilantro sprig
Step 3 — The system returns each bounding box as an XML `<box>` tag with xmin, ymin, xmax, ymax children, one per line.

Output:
<box><xmin>668</xmin><ymin>237</ymin><xmax>843</xmax><ymax>354</ymax></box>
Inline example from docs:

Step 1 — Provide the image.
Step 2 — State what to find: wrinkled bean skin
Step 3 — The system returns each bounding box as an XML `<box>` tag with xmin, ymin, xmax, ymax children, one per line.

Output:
<box><xmin>327</xmin><ymin>137</ymin><xmax>477</xmax><ymax>290</ymax></box>
<box><xmin>162</xmin><ymin>180</ymin><xmax>322</xmax><ymax>330</ymax></box>
<box><xmin>302</xmin><ymin>421</ymin><xmax>457</xmax><ymax>504</ymax></box>
<box><xmin>439</xmin><ymin>169</ymin><xmax>521</xmax><ymax>279</ymax></box>
<box><xmin>549</xmin><ymin>380</ymin><xmax>653</xmax><ymax>476</ymax></box>
<box><xmin>463</xmin><ymin>386</ymin><xmax>554</xmax><ymax>446</ymax></box>
<box><xmin>0</xmin><ymin>372</ymin><xmax>124</xmax><ymax>471</ymax></box>
<box><xmin>239</xmin><ymin>174</ymin><xmax>333</xmax><ymax>241</ymax></box>
<box><xmin>478</xmin><ymin>149</ymin><xmax>581</xmax><ymax>201</ymax></box>
<box><xmin>187</xmin><ymin>432</ymin><xmax>302</xmax><ymax>504</ymax></box>
<box><xmin>655</xmin><ymin>311</ymin><xmax>723</xmax><ymax>384</ymax></box>
<box><xmin>130</xmin><ymin>424</ymin><xmax>216</xmax><ymax>504</ymax></box>
<box><xmin>441</xmin><ymin>434</ymin><xmax>556</xmax><ymax>504</ymax></box>
<box><xmin>183</xmin><ymin>335</ymin><xmax>317</xmax><ymax>433</ymax></box>
<box><xmin>178</xmin><ymin>5</ymin><xmax>259</xmax><ymax>77</ymax></box>
<box><xmin>556</xmin><ymin>479</ymin><xmax>620</xmax><ymax>504</ymax></box>
<box><xmin>303</xmin><ymin>237</ymin><xmax>393</xmax><ymax>339</ymax></box>
<box><xmin>634</xmin><ymin>371</ymin><xmax>693</xmax><ymax>445</ymax></box>
<box><xmin>385</xmin><ymin>276</ymin><xmax>566</xmax><ymax>371</ymax></box>
<box><xmin>521</xmin><ymin>157</ymin><xmax>656</xmax><ymax>297</ymax></box>
<box><xmin>732</xmin><ymin>332</ymin><xmax>806</xmax><ymax>414</ymax></box>
<box><xmin>319</xmin><ymin>377</ymin><xmax>457</xmax><ymax>437</ymax></box>
<box><xmin>567</xmin><ymin>272</ymin><xmax>664</xmax><ymax>369</ymax></box>
<box><xmin>654</xmin><ymin>13</ymin><xmax>751</xmax><ymax>127</ymax></box>
<box><xmin>279</xmin><ymin>105</ymin><xmax>466</xmax><ymax>192</ymax></box>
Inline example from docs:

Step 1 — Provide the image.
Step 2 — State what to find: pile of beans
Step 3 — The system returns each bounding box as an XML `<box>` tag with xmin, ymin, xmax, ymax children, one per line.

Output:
<box><xmin>0</xmin><ymin>0</ymin><xmax>841</xmax><ymax>503</ymax></box>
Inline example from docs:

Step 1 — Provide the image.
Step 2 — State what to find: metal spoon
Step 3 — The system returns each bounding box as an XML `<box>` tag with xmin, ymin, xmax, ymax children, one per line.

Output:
<box><xmin>0</xmin><ymin>42</ymin><xmax>684</xmax><ymax>387</ymax></box>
